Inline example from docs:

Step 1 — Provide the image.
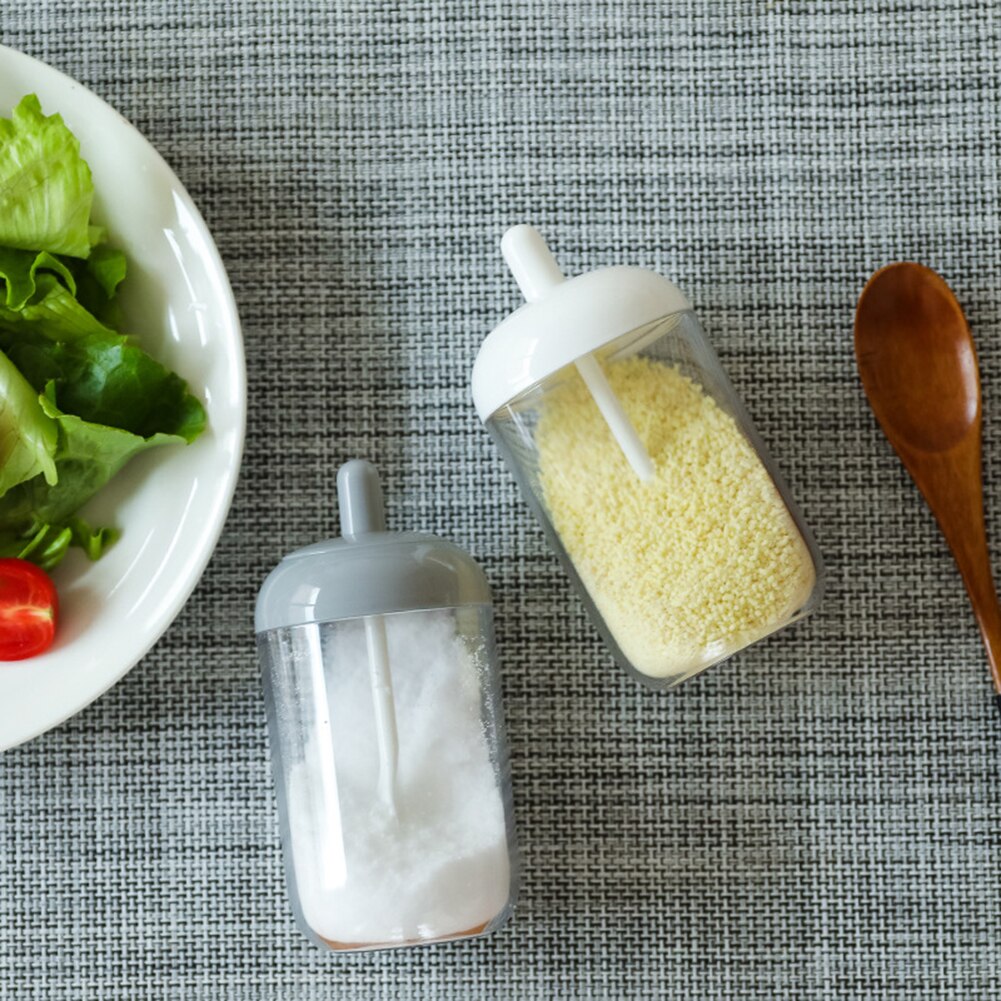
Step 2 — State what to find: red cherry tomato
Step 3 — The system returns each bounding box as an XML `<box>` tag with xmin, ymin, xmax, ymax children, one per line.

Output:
<box><xmin>0</xmin><ymin>558</ymin><xmax>58</xmax><ymax>661</ymax></box>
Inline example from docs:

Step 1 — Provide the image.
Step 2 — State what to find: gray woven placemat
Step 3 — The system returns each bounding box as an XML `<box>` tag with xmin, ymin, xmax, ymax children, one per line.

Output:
<box><xmin>2</xmin><ymin>2</ymin><xmax>1000</xmax><ymax>998</ymax></box>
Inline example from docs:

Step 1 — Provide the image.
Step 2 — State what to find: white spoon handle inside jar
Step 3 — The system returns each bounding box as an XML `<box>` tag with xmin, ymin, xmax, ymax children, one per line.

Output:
<box><xmin>337</xmin><ymin>460</ymin><xmax>400</xmax><ymax>818</ymax></box>
<box><xmin>501</xmin><ymin>225</ymin><xmax>654</xmax><ymax>481</ymax></box>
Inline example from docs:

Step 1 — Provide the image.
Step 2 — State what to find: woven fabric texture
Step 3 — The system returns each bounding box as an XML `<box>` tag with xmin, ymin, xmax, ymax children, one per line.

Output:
<box><xmin>2</xmin><ymin>2</ymin><xmax>1000</xmax><ymax>998</ymax></box>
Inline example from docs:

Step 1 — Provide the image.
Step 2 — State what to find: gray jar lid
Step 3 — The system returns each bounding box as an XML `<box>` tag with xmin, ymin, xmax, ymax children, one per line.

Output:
<box><xmin>255</xmin><ymin>460</ymin><xmax>492</xmax><ymax>633</ymax></box>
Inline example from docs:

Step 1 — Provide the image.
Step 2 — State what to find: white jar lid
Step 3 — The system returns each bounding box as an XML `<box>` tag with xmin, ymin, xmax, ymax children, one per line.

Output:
<box><xmin>471</xmin><ymin>225</ymin><xmax>692</xmax><ymax>421</ymax></box>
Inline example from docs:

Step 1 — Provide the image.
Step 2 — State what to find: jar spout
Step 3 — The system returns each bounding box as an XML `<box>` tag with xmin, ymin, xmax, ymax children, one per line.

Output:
<box><xmin>337</xmin><ymin>459</ymin><xmax>388</xmax><ymax>537</ymax></box>
<box><xmin>501</xmin><ymin>224</ymin><xmax>565</xmax><ymax>303</ymax></box>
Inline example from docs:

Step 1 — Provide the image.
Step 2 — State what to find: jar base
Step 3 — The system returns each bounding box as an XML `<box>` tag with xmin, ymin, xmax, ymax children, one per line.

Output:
<box><xmin>315</xmin><ymin>918</ymin><xmax>492</xmax><ymax>952</ymax></box>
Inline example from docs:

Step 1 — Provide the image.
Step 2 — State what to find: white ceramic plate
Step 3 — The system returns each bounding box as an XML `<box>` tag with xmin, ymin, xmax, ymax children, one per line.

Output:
<box><xmin>0</xmin><ymin>47</ymin><xmax>246</xmax><ymax>750</ymax></box>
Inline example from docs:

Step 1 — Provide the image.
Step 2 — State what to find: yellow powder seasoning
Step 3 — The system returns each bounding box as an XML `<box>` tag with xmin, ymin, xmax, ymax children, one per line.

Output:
<box><xmin>535</xmin><ymin>355</ymin><xmax>816</xmax><ymax>680</ymax></box>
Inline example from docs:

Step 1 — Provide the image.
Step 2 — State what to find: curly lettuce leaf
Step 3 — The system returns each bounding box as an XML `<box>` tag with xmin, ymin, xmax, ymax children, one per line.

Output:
<box><xmin>0</xmin><ymin>516</ymin><xmax>117</xmax><ymax>571</ymax></box>
<box><xmin>0</xmin><ymin>275</ymin><xmax>206</xmax><ymax>441</ymax></box>
<box><xmin>0</xmin><ymin>387</ymin><xmax>185</xmax><ymax>567</ymax></box>
<box><xmin>58</xmin><ymin>244</ymin><xmax>126</xmax><ymax>323</ymax></box>
<box><xmin>79</xmin><ymin>244</ymin><xmax>125</xmax><ymax>299</ymax></box>
<box><xmin>0</xmin><ymin>270</ymin><xmax>109</xmax><ymax>340</ymax></box>
<box><xmin>0</xmin><ymin>275</ymin><xmax>205</xmax><ymax>568</ymax></box>
<box><xmin>0</xmin><ymin>347</ymin><xmax>57</xmax><ymax>497</ymax></box>
<box><xmin>66</xmin><ymin>516</ymin><xmax>119</xmax><ymax>560</ymax></box>
<box><xmin>0</xmin><ymin>95</ymin><xmax>94</xmax><ymax>259</ymax></box>
<box><xmin>0</xmin><ymin>521</ymin><xmax>72</xmax><ymax>570</ymax></box>
<box><xmin>0</xmin><ymin>246</ymin><xmax>76</xmax><ymax>310</ymax></box>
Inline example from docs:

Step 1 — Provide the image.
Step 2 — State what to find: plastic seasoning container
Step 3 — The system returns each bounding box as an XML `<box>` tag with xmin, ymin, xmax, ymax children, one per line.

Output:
<box><xmin>472</xmin><ymin>225</ymin><xmax>823</xmax><ymax>689</ymax></box>
<box><xmin>255</xmin><ymin>460</ymin><xmax>518</xmax><ymax>952</ymax></box>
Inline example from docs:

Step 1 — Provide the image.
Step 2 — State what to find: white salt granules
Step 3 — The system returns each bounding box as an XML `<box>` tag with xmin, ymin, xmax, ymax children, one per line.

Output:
<box><xmin>285</xmin><ymin>608</ymin><xmax>511</xmax><ymax>947</ymax></box>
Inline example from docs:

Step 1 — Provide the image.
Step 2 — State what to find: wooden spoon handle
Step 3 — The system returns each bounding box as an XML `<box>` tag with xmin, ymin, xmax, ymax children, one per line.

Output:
<box><xmin>948</xmin><ymin>516</ymin><xmax>1001</xmax><ymax>699</ymax></box>
<box><xmin>899</xmin><ymin>435</ymin><xmax>1001</xmax><ymax>699</ymax></box>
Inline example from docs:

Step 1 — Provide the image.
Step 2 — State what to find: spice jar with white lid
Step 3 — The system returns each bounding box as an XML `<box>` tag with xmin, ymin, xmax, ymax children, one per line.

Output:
<box><xmin>472</xmin><ymin>225</ymin><xmax>823</xmax><ymax>689</ymax></box>
<box><xmin>255</xmin><ymin>460</ymin><xmax>518</xmax><ymax>952</ymax></box>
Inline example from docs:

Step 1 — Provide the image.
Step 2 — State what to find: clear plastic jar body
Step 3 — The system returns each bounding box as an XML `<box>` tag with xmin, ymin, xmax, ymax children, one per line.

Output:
<box><xmin>258</xmin><ymin>604</ymin><xmax>517</xmax><ymax>951</ymax></box>
<box><xmin>486</xmin><ymin>310</ymin><xmax>823</xmax><ymax>689</ymax></box>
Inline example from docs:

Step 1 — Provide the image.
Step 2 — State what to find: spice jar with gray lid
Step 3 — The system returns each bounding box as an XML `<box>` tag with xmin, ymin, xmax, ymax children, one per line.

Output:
<box><xmin>472</xmin><ymin>225</ymin><xmax>823</xmax><ymax>689</ymax></box>
<box><xmin>255</xmin><ymin>460</ymin><xmax>517</xmax><ymax>951</ymax></box>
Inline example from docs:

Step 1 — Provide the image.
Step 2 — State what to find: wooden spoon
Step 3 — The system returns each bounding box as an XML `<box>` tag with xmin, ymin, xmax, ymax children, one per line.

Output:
<box><xmin>855</xmin><ymin>262</ymin><xmax>1001</xmax><ymax>715</ymax></box>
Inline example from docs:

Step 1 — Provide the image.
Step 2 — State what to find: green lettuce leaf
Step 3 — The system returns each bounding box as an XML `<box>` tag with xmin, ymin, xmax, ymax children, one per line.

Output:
<box><xmin>0</xmin><ymin>516</ymin><xmax>118</xmax><ymax>571</ymax></box>
<box><xmin>0</xmin><ymin>275</ymin><xmax>206</xmax><ymax>440</ymax></box>
<box><xmin>0</xmin><ymin>246</ymin><xmax>76</xmax><ymax>309</ymax></box>
<box><xmin>0</xmin><ymin>347</ymin><xmax>57</xmax><ymax>497</ymax></box>
<box><xmin>80</xmin><ymin>245</ymin><xmax>126</xmax><ymax>300</ymax></box>
<box><xmin>0</xmin><ymin>521</ymin><xmax>72</xmax><ymax>570</ymax></box>
<box><xmin>58</xmin><ymin>244</ymin><xmax>126</xmax><ymax>323</ymax></box>
<box><xmin>0</xmin><ymin>271</ymin><xmax>109</xmax><ymax>340</ymax></box>
<box><xmin>0</xmin><ymin>95</ymin><xmax>94</xmax><ymax>259</ymax></box>
<box><xmin>0</xmin><ymin>385</ymin><xmax>187</xmax><ymax>527</ymax></box>
<box><xmin>66</xmin><ymin>516</ymin><xmax>119</xmax><ymax>560</ymax></box>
